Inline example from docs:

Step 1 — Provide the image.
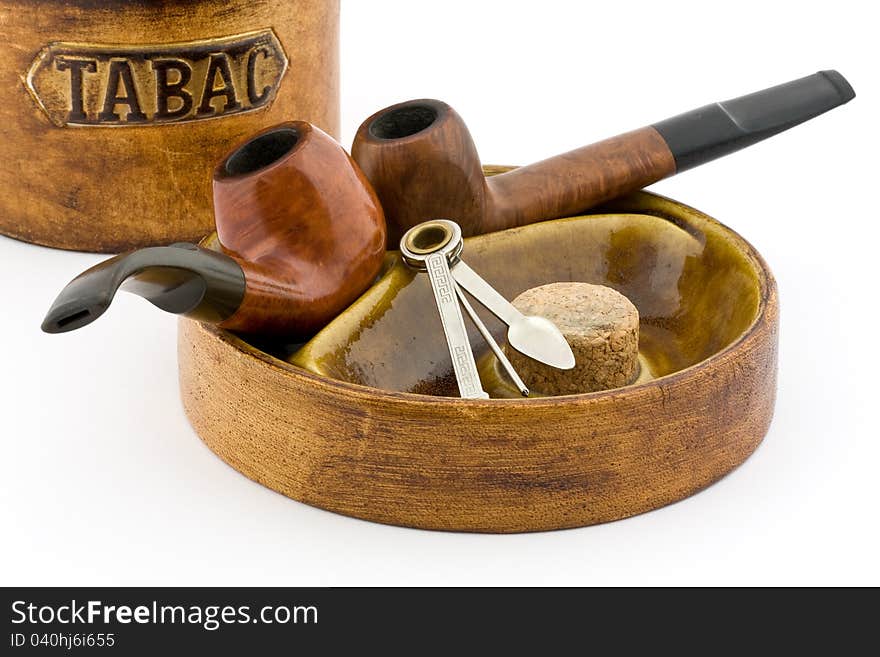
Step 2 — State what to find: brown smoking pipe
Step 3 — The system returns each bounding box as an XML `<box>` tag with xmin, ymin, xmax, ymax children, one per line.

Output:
<box><xmin>353</xmin><ymin>71</ymin><xmax>855</xmax><ymax>243</ymax></box>
<box><xmin>42</xmin><ymin>122</ymin><xmax>386</xmax><ymax>338</ymax></box>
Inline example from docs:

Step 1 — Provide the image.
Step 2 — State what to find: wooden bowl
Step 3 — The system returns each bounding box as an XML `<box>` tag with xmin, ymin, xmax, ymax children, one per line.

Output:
<box><xmin>179</xmin><ymin>190</ymin><xmax>778</xmax><ymax>532</ymax></box>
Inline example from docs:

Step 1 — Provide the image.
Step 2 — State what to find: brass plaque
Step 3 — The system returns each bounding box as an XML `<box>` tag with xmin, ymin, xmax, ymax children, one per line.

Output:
<box><xmin>25</xmin><ymin>29</ymin><xmax>288</xmax><ymax>127</ymax></box>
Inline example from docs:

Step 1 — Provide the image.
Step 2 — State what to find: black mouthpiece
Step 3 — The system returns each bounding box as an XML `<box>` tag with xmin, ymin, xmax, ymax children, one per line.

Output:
<box><xmin>652</xmin><ymin>70</ymin><xmax>855</xmax><ymax>172</ymax></box>
<box><xmin>41</xmin><ymin>244</ymin><xmax>246</xmax><ymax>334</ymax></box>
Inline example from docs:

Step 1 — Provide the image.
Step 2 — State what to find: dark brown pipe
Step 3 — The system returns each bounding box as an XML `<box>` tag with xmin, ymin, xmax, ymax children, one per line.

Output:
<box><xmin>352</xmin><ymin>71</ymin><xmax>855</xmax><ymax>243</ymax></box>
<box><xmin>43</xmin><ymin>122</ymin><xmax>386</xmax><ymax>339</ymax></box>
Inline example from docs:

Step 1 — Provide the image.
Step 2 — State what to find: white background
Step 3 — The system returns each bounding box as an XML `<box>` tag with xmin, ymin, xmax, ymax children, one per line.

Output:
<box><xmin>2</xmin><ymin>0</ymin><xmax>877</xmax><ymax>586</ymax></box>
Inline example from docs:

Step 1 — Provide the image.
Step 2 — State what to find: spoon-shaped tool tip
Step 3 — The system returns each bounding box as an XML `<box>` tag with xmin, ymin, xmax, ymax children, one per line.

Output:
<box><xmin>508</xmin><ymin>316</ymin><xmax>575</xmax><ymax>371</ymax></box>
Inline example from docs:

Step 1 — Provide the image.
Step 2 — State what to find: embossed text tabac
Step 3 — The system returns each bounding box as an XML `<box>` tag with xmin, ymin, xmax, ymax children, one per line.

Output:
<box><xmin>26</xmin><ymin>30</ymin><xmax>288</xmax><ymax>127</ymax></box>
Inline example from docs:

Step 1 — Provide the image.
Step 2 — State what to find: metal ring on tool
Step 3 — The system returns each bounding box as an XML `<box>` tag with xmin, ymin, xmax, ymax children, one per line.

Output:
<box><xmin>400</xmin><ymin>219</ymin><xmax>463</xmax><ymax>269</ymax></box>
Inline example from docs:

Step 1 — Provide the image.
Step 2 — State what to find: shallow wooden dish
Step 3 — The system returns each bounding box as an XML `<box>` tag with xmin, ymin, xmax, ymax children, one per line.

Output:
<box><xmin>179</xmin><ymin>190</ymin><xmax>778</xmax><ymax>532</ymax></box>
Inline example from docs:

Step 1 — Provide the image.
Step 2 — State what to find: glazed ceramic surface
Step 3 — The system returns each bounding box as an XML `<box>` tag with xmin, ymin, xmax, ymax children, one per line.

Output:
<box><xmin>283</xmin><ymin>190</ymin><xmax>761</xmax><ymax>398</ymax></box>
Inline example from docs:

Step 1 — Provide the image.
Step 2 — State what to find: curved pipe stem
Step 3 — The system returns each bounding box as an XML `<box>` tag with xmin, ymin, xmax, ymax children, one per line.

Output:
<box><xmin>42</xmin><ymin>244</ymin><xmax>245</xmax><ymax>334</ymax></box>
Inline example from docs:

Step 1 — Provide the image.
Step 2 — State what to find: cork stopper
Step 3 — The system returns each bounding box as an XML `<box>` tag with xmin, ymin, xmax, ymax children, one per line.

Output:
<box><xmin>506</xmin><ymin>282</ymin><xmax>639</xmax><ymax>395</ymax></box>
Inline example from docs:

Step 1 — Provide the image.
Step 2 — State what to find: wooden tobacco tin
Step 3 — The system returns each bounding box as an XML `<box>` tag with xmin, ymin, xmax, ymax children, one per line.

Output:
<box><xmin>0</xmin><ymin>0</ymin><xmax>340</xmax><ymax>251</ymax></box>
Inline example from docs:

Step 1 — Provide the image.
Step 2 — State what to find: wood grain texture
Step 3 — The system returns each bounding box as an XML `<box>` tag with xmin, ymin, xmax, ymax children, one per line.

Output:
<box><xmin>352</xmin><ymin>99</ymin><xmax>675</xmax><ymax>244</ymax></box>
<box><xmin>0</xmin><ymin>0</ymin><xmax>339</xmax><ymax>252</ymax></box>
<box><xmin>179</xmin><ymin>194</ymin><xmax>778</xmax><ymax>533</ymax></box>
<box><xmin>486</xmin><ymin>127</ymin><xmax>676</xmax><ymax>233</ymax></box>
<box><xmin>213</xmin><ymin>121</ymin><xmax>386</xmax><ymax>338</ymax></box>
<box><xmin>352</xmin><ymin>99</ymin><xmax>486</xmax><ymax>245</ymax></box>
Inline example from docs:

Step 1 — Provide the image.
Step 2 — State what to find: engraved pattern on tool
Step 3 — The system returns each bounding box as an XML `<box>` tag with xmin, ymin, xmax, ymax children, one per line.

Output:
<box><xmin>425</xmin><ymin>252</ymin><xmax>487</xmax><ymax>399</ymax></box>
<box><xmin>400</xmin><ymin>219</ymin><xmax>575</xmax><ymax>399</ymax></box>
